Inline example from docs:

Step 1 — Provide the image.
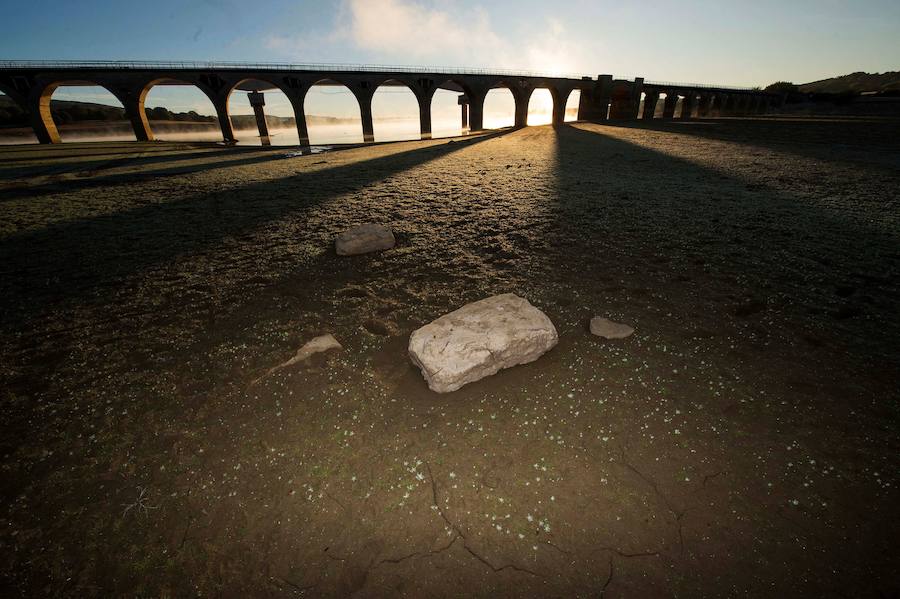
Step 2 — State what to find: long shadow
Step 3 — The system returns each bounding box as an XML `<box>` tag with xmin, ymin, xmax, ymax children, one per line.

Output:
<box><xmin>0</xmin><ymin>130</ymin><xmax>508</xmax><ymax>328</ymax></box>
<box><xmin>0</xmin><ymin>147</ymin><xmax>277</xmax><ymax>181</ymax></box>
<box><xmin>0</xmin><ymin>140</ymin><xmax>225</xmax><ymax>162</ymax></box>
<box><xmin>0</xmin><ymin>151</ymin><xmax>317</xmax><ymax>202</ymax></box>
<box><xmin>602</xmin><ymin>117</ymin><xmax>900</xmax><ymax>171</ymax></box>
<box><xmin>545</xmin><ymin>122</ymin><xmax>899</xmax><ymax>361</ymax></box>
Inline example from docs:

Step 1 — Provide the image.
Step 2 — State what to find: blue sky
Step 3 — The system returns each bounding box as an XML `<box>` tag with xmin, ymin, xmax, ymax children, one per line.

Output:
<box><xmin>3</xmin><ymin>0</ymin><xmax>898</xmax><ymax>84</ymax></box>
<box><xmin>3</xmin><ymin>0</ymin><xmax>898</xmax><ymax>116</ymax></box>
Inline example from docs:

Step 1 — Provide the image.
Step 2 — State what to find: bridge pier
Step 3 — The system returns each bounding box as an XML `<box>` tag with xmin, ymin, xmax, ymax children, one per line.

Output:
<box><xmin>680</xmin><ymin>92</ymin><xmax>695</xmax><ymax>119</ymax></box>
<box><xmin>642</xmin><ymin>91</ymin><xmax>659</xmax><ymax>119</ymax></box>
<box><xmin>418</xmin><ymin>95</ymin><xmax>432</xmax><ymax>140</ymax></box>
<box><xmin>710</xmin><ymin>94</ymin><xmax>722</xmax><ymax>116</ymax></box>
<box><xmin>28</xmin><ymin>90</ymin><xmax>61</xmax><ymax>144</ymax></box>
<box><xmin>468</xmin><ymin>89</ymin><xmax>486</xmax><ymax>132</ymax></box>
<box><xmin>551</xmin><ymin>87</ymin><xmax>568</xmax><ymax>125</ymax></box>
<box><xmin>662</xmin><ymin>93</ymin><xmax>678</xmax><ymax>119</ymax></box>
<box><xmin>608</xmin><ymin>77</ymin><xmax>643</xmax><ymax>120</ymax></box>
<box><xmin>577</xmin><ymin>74</ymin><xmax>612</xmax><ymax>121</ymax></box>
<box><xmin>458</xmin><ymin>95</ymin><xmax>469</xmax><ymax>131</ymax></box>
<box><xmin>288</xmin><ymin>94</ymin><xmax>310</xmax><ymax>147</ymax></box>
<box><xmin>697</xmin><ymin>95</ymin><xmax>711</xmax><ymax>118</ymax></box>
<box><xmin>723</xmin><ymin>95</ymin><xmax>736</xmax><ymax>116</ymax></box>
<box><xmin>358</xmin><ymin>94</ymin><xmax>375</xmax><ymax>143</ymax></box>
<box><xmin>514</xmin><ymin>89</ymin><xmax>529</xmax><ymax>128</ymax></box>
<box><xmin>120</xmin><ymin>88</ymin><xmax>154</xmax><ymax>142</ymax></box>
<box><xmin>248</xmin><ymin>92</ymin><xmax>271</xmax><ymax>146</ymax></box>
<box><xmin>212</xmin><ymin>97</ymin><xmax>236</xmax><ymax>143</ymax></box>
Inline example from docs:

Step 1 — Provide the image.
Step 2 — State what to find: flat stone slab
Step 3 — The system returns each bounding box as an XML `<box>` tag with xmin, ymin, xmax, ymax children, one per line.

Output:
<box><xmin>408</xmin><ymin>293</ymin><xmax>558</xmax><ymax>393</ymax></box>
<box><xmin>590</xmin><ymin>317</ymin><xmax>634</xmax><ymax>339</ymax></box>
<box><xmin>251</xmin><ymin>334</ymin><xmax>342</xmax><ymax>386</ymax></box>
<box><xmin>335</xmin><ymin>223</ymin><xmax>395</xmax><ymax>256</ymax></box>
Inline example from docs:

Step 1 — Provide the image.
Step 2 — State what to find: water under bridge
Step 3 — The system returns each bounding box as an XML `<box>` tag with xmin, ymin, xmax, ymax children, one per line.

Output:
<box><xmin>0</xmin><ymin>61</ymin><xmax>779</xmax><ymax>146</ymax></box>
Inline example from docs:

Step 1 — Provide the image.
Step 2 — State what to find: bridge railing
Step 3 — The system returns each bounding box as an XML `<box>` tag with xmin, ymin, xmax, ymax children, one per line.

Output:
<box><xmin>0</xmin><ymin>60</ymin><xmax>761</xmax><ymax>92</ymax></box>
<box><xmin>0</xmin><ymin>59</ymin><xmax>597</xmax><ymax>80</ymax></box>
<box><xmin>644</xmin><ymin>79</ymin><xmax>756</xmax><ymax>91</ymax></box>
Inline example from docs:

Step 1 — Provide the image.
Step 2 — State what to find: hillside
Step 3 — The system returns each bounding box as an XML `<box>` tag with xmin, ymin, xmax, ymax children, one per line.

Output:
<box><xmin>0</xmin><ymin>95</ymin><xmax>358</xmax><ymax>128</ymax></box>
<box><xmin>799</xmin><ymin>71</ymin><xmax>900</xmax><ymax>94</ymax></box>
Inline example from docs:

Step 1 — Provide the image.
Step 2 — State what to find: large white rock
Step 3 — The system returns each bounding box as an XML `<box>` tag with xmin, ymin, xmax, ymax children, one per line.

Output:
<box><xmin>335</xmin><ymin>223</ymin><xmax>395</xmax><ymax>256</ymax></box>
<box><xmin>408</xmin><ymin>293</ymin><xmax>558</xmax><ymax>393</ymax></box>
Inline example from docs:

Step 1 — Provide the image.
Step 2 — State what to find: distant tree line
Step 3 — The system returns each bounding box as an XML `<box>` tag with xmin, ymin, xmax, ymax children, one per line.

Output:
<box><xmin>764</xmin><ymin>82</ymin><xmax>799</xmax><ymax>95</ymax></box>
<box><xmin>0</xmin><ymin>96</ymin><xmax>218</xmax><ymax>128</ymax></box>
<box><xmin>765</xmin><ymin>79</ymin><xmax>900</xmax><ymax>105</ymax></box>
<box><xmin>143</xmin><ymin>106</ymin><xmax>216</xmax><ymax>123</ymax></box>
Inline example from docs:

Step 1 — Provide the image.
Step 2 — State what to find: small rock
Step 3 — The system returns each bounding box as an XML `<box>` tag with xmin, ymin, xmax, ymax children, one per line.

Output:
<box><xmin>409</xmin><ymin>293</ymin><xmax>558</xmax><ymax>393</ymax></box>
<box><xmin>251</xmin><ymin>334</ymin><xmax>342</xmax><ymax>385</ymax></box>
<box><xmin>363</xmin><ymin>318</ymin><xmax>399</xmax><ymax>337</ymax></box>
<box><xmin>335</xmin><ymin>223</ymin><xmax>395</xmax><ymax>256</ymax></box>
<box><xmin>590</xmin><ymin>317</ymin><xmax>634</xmax><ymax>339</ymax></box>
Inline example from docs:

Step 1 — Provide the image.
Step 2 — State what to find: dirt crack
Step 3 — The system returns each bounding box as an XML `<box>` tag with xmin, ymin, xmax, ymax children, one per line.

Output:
<box><xmin>619</xmin><ymin>447</ymin><xmax>689</xmax><ymax>557</ymax></box>
<box><xmin>425</xmin><ymin>462</ymin><xmax>540</xmax><ymax>577</ymax></box>
<box><xmin>376</xmin><ymin>535</ymin><xmax>460</xmax><ymax>566</ymax></box>
<box><xmin>599</xmin><ymin>555</ymin><xmax>614</xmax><ymax>597</ymax></box>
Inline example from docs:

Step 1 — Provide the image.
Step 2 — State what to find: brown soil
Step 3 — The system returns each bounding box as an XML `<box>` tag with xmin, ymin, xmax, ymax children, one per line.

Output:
<box><xmin>0</xmin><ymin>118</ymin><xmax>898</xmax><ymax>597</ymax></box>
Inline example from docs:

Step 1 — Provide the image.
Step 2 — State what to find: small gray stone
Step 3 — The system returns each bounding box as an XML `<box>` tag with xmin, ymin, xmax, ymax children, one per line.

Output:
<box><xmin>408</xmin><ymin>293</ymin><xmax>558</xmax><ymax>393</ymax></box>
<box><xmin>590</xmin><ymin>317</ymin><xmax>634</xmax><ymax>339</ymax></box>
<box><xmin>335</xmin><ymin>223</ymin><xmax>395</xmax><ymax>256</ymax></box>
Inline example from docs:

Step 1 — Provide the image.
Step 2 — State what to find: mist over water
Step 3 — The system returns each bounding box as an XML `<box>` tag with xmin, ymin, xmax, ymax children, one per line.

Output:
<box><xmin>0</xmin><ymin>85</ymin><xmax>577</xmax><ymax>146</ymax></box>
<box><xmin>0</xmin><ymin>116</ymin><xmax>511</xmax><ymax>146</ymax></box>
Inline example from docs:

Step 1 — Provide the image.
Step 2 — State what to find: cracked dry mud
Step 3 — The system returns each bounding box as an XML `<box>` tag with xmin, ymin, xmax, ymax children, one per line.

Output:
<box><xmin>1</xmin><ymin>118</ymin><xmax>899</xmax><ymax>597</ymax></box>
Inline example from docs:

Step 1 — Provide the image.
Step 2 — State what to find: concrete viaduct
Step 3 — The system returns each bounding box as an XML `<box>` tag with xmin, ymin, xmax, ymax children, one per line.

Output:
<box><xmin>0</xmin><ymin>61</ymin><xmax>779</xmax><ymax>146</ymax></box>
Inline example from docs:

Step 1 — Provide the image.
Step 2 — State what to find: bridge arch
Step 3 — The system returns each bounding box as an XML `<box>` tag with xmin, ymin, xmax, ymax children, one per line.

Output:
<box><xmin>39</xmin><ymin>80</ymin><xmax>134</xmax><ymax>143</ymax></box>
<box><xmin>431</xmin><ymin>78</ymin><xmax>476</xmax><ymax>138</ymax></box>
<box><xmin>303</xmin><ymin>78</ymin><xmax>364</xmax><ymax>145</ymax></box>
<box><xmin>226</xmin><ymin>78</ymin><xmax>296</xmax><ymax>145</ymax></box>
<box><xmin>139</xmin><ymin>79</ymin><xmax>222</xmax><ymax>142</ymax></box>
<box><xmin>526</xmin><ymin>87</ymin><xmax>555</xmax><ymax>126</ymax></box>
<box><xmin>482</xmin><ymin>85</ymin><xmax>516</xmax><ymax>130</ymax></box>
<box><xmin>480</xmin><ymin>79</ymin><xmax>530</xmax><ymax>130</ymax></box>
<box><xmin>371</xmin><ymin>79</ymin><xmax>421</xmax><ymax>142</ymax></box>
<box><xmin>679</xmin><ymin>90</ymin><xmax>698</xmax><ymax>119</ymax></box>
<box><xmin>562</xmin><ymin>89</ymin><xmax>581</xmax><ymax>122</ymax></box>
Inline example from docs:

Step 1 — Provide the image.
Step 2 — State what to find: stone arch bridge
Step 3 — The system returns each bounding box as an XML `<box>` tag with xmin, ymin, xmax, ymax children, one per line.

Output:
<box><xmin>0</xmin><ymin>61</ymin><xmax>779</xmax><ymax>146</ymax></box>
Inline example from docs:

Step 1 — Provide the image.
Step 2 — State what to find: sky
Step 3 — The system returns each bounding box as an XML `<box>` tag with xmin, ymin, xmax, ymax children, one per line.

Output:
<box><xmin>2</xmin><ymin>0</ymin><xmax>898</xmax><ymax>118</ymax></box>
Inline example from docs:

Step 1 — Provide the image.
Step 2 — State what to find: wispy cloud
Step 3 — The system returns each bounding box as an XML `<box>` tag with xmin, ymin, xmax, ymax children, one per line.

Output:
<box><xmin>334</xmin><ymin>0</ymin><xmax>506</xmax><ymax>66</ymax></box>
<box><xmin>265</xmin><ymin>0</ymin><xmax>592</xmax><ymax>75</ymax></box>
